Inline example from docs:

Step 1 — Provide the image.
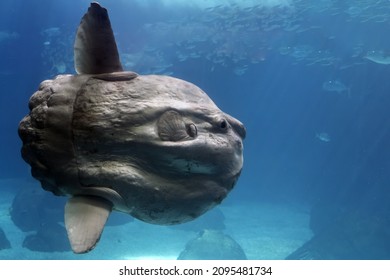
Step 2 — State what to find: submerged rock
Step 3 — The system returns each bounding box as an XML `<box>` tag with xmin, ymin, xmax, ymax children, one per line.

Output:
<box><xmin>286</xmin><ymin>208</ymin><xmax>390</xmax><ymax>259</ymax></box>
<box><xmin>0</xmin><ymin>228</ymin><xmax>11</xmax><ymax>250</ymax></box>
<box><xmin>10</xmin><ymin>186</ymin><xmax>65</xmax><ymax>232</ymax></box>
<box><xmin>177</xmin><ymin>230</ymin><xmax>247</xmax><ymax>260</ymax></box>
<box><xmin>23</xmin><ymin>223</ymin><xmax>70</xmax><ymax>252</ymax></box>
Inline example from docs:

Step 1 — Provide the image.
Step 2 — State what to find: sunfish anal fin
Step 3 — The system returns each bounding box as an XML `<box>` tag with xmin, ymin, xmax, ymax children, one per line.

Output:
<box><xmin>65</xmin><ymin>195</ymin><xmax>112</xmax><ymax>254</ymax></box>
<box><xmin>74</xmin><ymin>2</ymin><xmax>123</xmax><ymax>74</ymax></box>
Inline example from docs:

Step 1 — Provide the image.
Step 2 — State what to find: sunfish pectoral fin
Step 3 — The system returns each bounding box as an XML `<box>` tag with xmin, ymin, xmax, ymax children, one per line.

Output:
<box><xmin>74</xmin><ymin>2</ymin><xmax>123</xmax><ymax>74</ymax></box>
<box><xmin>65</xmin><ymin>195</ymin><xmax>113</xmax><ymax>254</ymax></box>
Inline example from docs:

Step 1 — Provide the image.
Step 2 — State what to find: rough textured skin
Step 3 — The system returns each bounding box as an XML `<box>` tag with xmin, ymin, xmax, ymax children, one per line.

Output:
<box><xmin>19</xmin><ymin>73</ymin><xmax>245</xmax><ymax>225</ymax></box>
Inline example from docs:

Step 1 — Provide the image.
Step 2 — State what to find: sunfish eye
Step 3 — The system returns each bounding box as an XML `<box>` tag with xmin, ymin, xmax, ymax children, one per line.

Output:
<box><xmin>219</xmin><ymin>119</ymin><xmax>228</xmax><ymax>131</ymax></box>
<box><xmin>224</xmin><ymin>114</ymin><xmax>246</xmax><ymax>139</ymax></box>
<box><xmin>219</xmin><ymin>120</ymin><xmax>227</xmax><ymax>129</ymax></box>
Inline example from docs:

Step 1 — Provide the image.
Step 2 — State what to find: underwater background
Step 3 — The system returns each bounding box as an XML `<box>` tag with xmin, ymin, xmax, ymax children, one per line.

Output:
<box><xmin>1</xmin><ymin>0</ymin><xmax>390</xmax><ymax>259</ymax></box>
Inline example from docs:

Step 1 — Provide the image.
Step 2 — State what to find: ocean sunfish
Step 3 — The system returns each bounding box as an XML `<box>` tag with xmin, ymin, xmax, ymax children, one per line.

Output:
<box><xmin>18</xmin><ymin>2</ymin><xmax>245</xmax><ymax>254</ymax></box>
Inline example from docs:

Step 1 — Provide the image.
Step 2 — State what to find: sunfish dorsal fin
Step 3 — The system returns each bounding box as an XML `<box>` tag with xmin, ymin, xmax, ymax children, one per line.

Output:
<box><xmin>65</xmin><ymin>195</ymin><xmax>112</xmax><ymax>254</ymax></box>
<box><xmin>74</xmin><ymin>2</ymin><xmax>123</xmax><ymax>74</ymax></box>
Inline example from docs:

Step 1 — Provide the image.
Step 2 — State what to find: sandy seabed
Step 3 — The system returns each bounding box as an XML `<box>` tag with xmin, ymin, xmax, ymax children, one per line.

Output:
<box><xmin>0</xmin><ymin>178</ymin><xmax>312</xmax><ymax>260</ymax></box>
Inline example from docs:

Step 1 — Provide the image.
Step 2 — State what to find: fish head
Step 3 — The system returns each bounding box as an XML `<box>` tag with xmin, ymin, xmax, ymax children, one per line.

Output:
<box><xmin>154</xmin><ymin>107</ymin><xmax>245</xmax><ymax>188</ymax></box>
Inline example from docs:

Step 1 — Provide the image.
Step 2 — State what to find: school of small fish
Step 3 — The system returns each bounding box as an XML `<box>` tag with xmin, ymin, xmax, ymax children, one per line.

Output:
<box><xmin>1</xmin><ymin>0</ymin><xmax>387</xmax><ymax>80</ymax></box>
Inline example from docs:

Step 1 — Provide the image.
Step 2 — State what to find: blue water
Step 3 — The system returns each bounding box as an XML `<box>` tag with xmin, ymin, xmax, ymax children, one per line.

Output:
<box><xmin>1</xmin><ymin>0</ymin><xmax>390</xmax><ymax>259</ymax></box>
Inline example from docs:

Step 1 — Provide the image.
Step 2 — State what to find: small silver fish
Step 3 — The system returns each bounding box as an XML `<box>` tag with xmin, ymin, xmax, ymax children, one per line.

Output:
<box><xmin>322</xmin><ymin>80</ymin><xmax>350</xmax><ymax>96</ymax></box>
<box><xmin>364</xmin><ymin>50</ymin><xmax>390</xmax><ymax>65</ymax></box>
<box><xmin>316</xmin><ymin>132</ymin><xmax>330</xmax><ymax>142</ymax></box>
